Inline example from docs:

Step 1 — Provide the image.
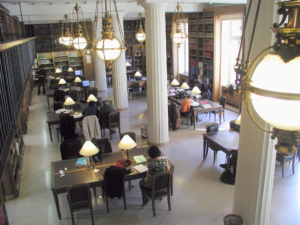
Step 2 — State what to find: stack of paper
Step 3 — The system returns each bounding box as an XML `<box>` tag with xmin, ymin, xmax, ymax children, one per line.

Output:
<box><xmin>134</xmin><ymin>164</ymin><xmax>148</xmax><ymax>173</ymax></box>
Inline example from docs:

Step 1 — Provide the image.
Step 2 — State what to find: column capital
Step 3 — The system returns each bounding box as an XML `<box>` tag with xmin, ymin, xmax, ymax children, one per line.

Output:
<box><xmin>138</xmin><ymin>0</ymin><xmax>171</xmax><ymax>7</ymax></box>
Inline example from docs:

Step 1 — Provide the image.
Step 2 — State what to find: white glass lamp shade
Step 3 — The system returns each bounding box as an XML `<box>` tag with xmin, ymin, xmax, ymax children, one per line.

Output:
<box><xmin>118</xmin><ymin>135</ymin><xmax>137</xmax><ymax>150</ymax></box>
<box><xmin>55</xmin><ymin>68</ymin><xmax>62</xmax><ymax>73</ymax></box>
<box><xmin>181</xmin><ymin>82</ymin><xmax>190</xmax><ymax>89</ymax></box>
<box><xmin>191</xmin><ymin>86</ymin><xmax>201</xmax><ymax>94</ymax></box>
<box><xmin>172</xmin><ymin>31</ymin><xmax>187</xmax><ymax>44</ymax></box>
<box><xmin>58</xmin><ymin>78</ymin><xmax>66</xmax><ymax>85</ymax></box>
<box><xmin>74</xmin><ymin>77</ymin><xmax>82</xmax><ymax>83</ymax></box>
<box><xmin>136</xmin><ymin>32</ymin><xmax>146</xmax><ymax>43</ymax></box>
<box><xmin>125</xmin><ymin>62</ymin><xmax>131</xmax><ymax>67</ymax></box>
<box><xmin>251</xmin><ymin>53</ymin><xmax>300</xmax><ymax>131</ymax></box>
<box><xmin>80</xmin><ymin>141</ymin><xmax>99</xmax><ymax>156</ymax></box>
<box><xmin>64</xmin><ymin>97</ymin><xmax>75</xmax><ymax>105</ymax></box>
<box><xmin>62</xmin><ymin>37</ymin><xmax>73</xmax><ymax>46</ymax></box>
<box><xmin>235</xmin><ymin>114</ymin><xmax>241</xmax><ymax>125</ymax></box>
<box><xmin>134</xmin><ymin>71</ymin><xmax>142</xmax><ymax>77</ymax></box>
<box><xmin>58</xmin><ymin>37</ymin><xmax>65</xmax><ymax>44</ymax></box>
<box><xmin>171</xmin><ymin>79</ymin><xmax>180</xmax><ymax>86</ymax></box>
<box><xmin>73</xmin><ymin>37</ymin><xmax>87</xmax><ymax>50</ymax></box>
<box><xmin>96</xmin><ymin>38</ymin><xmax>122</xmax><ymax>61</ymax></box>
<box><xmin>86</xmin><ymin>94</ymin><xmax>97</xmax><ymax>102</ymax></box>
<box><xmin>68</xmin><ymin>67</ymin><xmax>74</xmax><ymax>72</ymax></box>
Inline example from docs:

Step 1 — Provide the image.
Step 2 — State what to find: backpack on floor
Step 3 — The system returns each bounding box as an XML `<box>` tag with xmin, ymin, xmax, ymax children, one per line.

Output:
<box><xmin>220</xmin><ymin>169</ymin><xmax>235</xmax><ymax>185</ymax></box>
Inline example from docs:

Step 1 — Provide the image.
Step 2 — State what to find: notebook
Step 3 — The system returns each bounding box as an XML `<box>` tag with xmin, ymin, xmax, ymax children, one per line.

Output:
<box><xmin>75</xmin><ymin>157</ymin><xmax>89</xmax><ymax>166</ymax></box>
<box><xmin>134</xmin><ymin>164</ymin><xmax>148</xmax><ymax>173</ymax></box>
<box><xmin>133</xmin><ymin>155</ymin><xmax>147</xmax><ymax>163</ymax></box>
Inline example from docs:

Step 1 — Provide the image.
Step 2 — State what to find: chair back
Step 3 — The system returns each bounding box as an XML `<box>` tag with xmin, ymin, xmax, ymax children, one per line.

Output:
<box><xmin>87</xmin><ymin>87</ymin><xmax>98</xmax><ymax>96</ymax></box>
<box><xmin>201</xmin><ymin>92</ymin><xmax>208</xmax><ymax>99</ymax></box>
<box><xmin>69</xmin><ymin>90</ymin><xmax>79</xmax><ymax>101</ymax></box>
<box><xmin>82</xmin><ymin>115</ymin><xmax>101</xmax><ymax>141</ymax></box>
<box><xmin>152</xmin><ymin>171</ymin><xmax>172</xmax><ymax>191</ymax></box>
<box><xmin>67</xmin><ymin>184</ymin><xmax>91</xmax><ymax>210</ymax></box>
<box><xmin>103</xmin><ymin>100</ymin><xmax>113</xmax><ymax>105</ymax></box>
<box><xmin>120</xmin><ymin>132</ymin><xmax>136</xmax><ymax>143</ymax></box>
<box><xmin>219</xmin><ymin>96</ymin><xmax>227</xmax><ymax>108</ymax></box>
<box><xmin>53</xmin><ymin>101</ymin><xmax>64</xmax><ymax>111</ymax></box>
<box><xmin>103</xmin><ymin>166</ymin><xmax>125</xmax><ymax>199</ymax></box>
<box><xmin>59</xmin><ymin>114</ymin><xmax>76</xmax><ymax>140</ymax></box>
<box><xmin>109</xmin><ymin>111</ymin><xmax>120</xmax><ymax>127</ymax></box>
<box><xmin>91</xmin><ymin>138</ymin><xmax>112</xmax><ymax>154</ymax></box>
<box><xmin>206</xmin><ymin>123</ymin><xmax>219</xmax><ymax>133</ymax></box>
<box><xmin>51</xmin><ymin>83</ymin><xmax>60</xmax><ymax>90</ymax></box>
<box><xmin>54</xmin><ymin>89</ymin><xmax>66</xmax><ymax>102</ymax></box>
<box><xmin>60</xmin><ymin>139</ymin><xmax>82</xmax><ymax>160</ymax></box>
<box><xmin>132</xmin><ymin>82</ymin><xmax>140</xmax><ymax>91</ymax></box>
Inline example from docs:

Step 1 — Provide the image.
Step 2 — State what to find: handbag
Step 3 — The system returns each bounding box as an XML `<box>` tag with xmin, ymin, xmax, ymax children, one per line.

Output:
<box><xmin>220</xmin><ymin>169</ymin><xmax>235</xmax><ymax>185</ymax></box>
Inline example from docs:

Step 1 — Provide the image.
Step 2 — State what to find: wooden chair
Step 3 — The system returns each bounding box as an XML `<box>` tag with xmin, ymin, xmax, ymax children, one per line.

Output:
<box><xmin>142</xmin><ymin>81</ymin><xmax>147</xmax><ymax>96</ymax></box>
<box><xmin>180</xmin><ymin>115</ymin><xmax>189</xmax><ymax>129</ymax></box>
<box><xmin>108</xmin><ymin>111</ymin><xmax>121</xmax><ymax>140</ymax></box>
<box><xmin>103</xmin><ymin>99</ymin><xmax>113</xmax><ymax>105</ymax></box>
<box><xmin>276</xmin><ymin>152</ymin><xmax>296</xmax><ymax>177</ymax></box>
<box><xmin>60</xmin><ymin>139</ymin><xmax>82</xmax><ymax>160</ymax></box>
<box><xmin>210</xmin><ymin>96</ymin><xmax>226</xmax><ymax>123</ymax></box>
<box><xmin>67</xmin><ymin>184</ymin><xmax>94</xmax><ymax>225</ymax></box>
<box><xmin>120</xmin><ymin>132</ymin><xmax>136</xmax><ymax>146</ymax></box>
<box><xmin>129</xmin><ymin>82</ymin><xmax>140</xmax><ymax>99</ymax></box>
<box><xmin>87</xmin><ymin>87</ymin><xmax>98</xmax><ymax>97</ymax></box>
<box><xmin>140</xmin><ymin>171</ymin><xmax>172</xmax><ymax>217</ymax></box>
<box><xmin>69</xmin><ymin>90</ymin><xmax>79</xmax><ymax>102</ymax></box>
<box><xmin>205</xmin><ymin>123</ymin><xmax>220</xmax><ymax>162</ymax></box>
<box><xmin>102</xmin><ymin>166</ymin><xmax>127</xmax><ymax>213</ymax></box>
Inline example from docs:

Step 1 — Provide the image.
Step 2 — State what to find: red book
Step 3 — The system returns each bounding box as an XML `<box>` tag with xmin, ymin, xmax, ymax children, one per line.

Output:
<box><xmin>200</xmin><ymin>101</ymin><xmax>209</xmax><ymax>104</ymax></box>
<box><xmin>114</xmin><ymin>160</ymin><xmax>132</xmax><ymax>170</ymax></box>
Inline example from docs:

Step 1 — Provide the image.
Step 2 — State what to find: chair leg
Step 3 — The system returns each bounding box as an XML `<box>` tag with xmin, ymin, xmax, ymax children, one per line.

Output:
<box><xmin>213</xmin><ymin>151</ymin><xmax>217</xmax><ymax>163</ymax></box>
<box><xmin>109</xmin><ymin>129</ymin><xmax>112</xmax><ymax>140</ymax></box>
<box><xmin>152</xmin><ymin>198</ymin><xmax>156</xmax><ymax>217</ymax></box>
<box><xmin>105</xmin><ymin>193</ymin><xmax>109</xmax><ymax>213</ymax></box>
<box><xmin>292</xmin><ymin>160</ymin><xmax>295</xmax><ymax>174</ymax></box>
<box><xmin>123</xmin><ymin>189</ymin><xmax>127</xmax><ymax>210</ymax></box>
<box><xmin>282</xmin><ymin>162</ymin><xmax>284</xmax><ymax>178</ymax></box>
<box><xmin>90</xmin><ymin>207</ymin><xmax>95</xmax><ymax>225</ymax></box>
<box><xmin>168</xmin><ymin>193</ymin><xmax>171</xmax><ymax>211</ymax></box>
<box><xmin>93</xmin><ymin>187</ymin><xmax>96</xmax><ymax>197</ymax></box>
<box><xmin>214</xmin><ymin>114</ymin><xmax>216</xmax><ymax>122</ymax></box>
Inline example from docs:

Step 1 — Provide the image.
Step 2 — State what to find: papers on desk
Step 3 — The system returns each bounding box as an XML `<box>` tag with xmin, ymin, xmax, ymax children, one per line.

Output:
<box><xmin>75</xmin><ymin>157</ymin><xmax>89</xmax><ymax>166</ymax></box>
<box><xmin>72</xmin><ymin>112</ymin><xmax>83</xmax><ymax>118</ymax></box>
<box><xmin>133</xmin><ymin>155</ymin><xmax>147</xmax><ymax>163</ymax></box>
<box><xmin>134</xmin><ymin>164</ymin><xmax>148</xmax><ymax>173</ymax></box>
<box><xmin>191</xmin><ymin>102</ymin><xmax>200</xmax><ymax>107</ymax></box>
<box><xmin>55</xmin><ymin>109</ymin><xmax>70</xmax><ymax>114</ymax></box>
<box><xmin>201</xmin><ymin>104</ymin><xmax>211</xmax><ymax>108</ymax></box>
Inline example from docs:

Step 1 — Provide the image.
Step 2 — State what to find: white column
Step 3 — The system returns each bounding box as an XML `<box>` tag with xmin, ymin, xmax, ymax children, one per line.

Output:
<box><xmin>111</xmin><ymin>12</ymin><xmax>129</xmax><ymax>111</ymax></box>
<box><xmin>94</xmin><ymin>16</ymin><xmax>107</xmax><ymax>92</ymax></box>
<box><xmin>140</xmin><ymin>0</ymin><xmax>171</xmax><ymax>145</ymax></box>
<box><xmin>232</xmin><ymin>1</ymin><xmax>278</xmax><ymax>224</ymax></box>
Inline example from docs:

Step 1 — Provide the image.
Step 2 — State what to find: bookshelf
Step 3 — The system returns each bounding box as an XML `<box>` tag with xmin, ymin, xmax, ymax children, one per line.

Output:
<box><xmin>188</xmin><ymin>11</ymin><xmax>214</xmax><ymax>99</ymax></box>
<box><xmin>165</xmin><ymin>14</ymin><xmax>173</xmax><ymax>78</ymax></box>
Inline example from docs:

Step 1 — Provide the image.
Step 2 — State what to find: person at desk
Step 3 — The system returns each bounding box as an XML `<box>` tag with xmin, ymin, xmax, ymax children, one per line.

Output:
<box><xmin>195</xmin><ymin>80</ymin><xmax>211</xmax><ymax>100</ymax></box>
<box><xmin>98</xmin><ymin>101</ymin><xmax>116</xmax><ymax>133</ymax></box>
<box><xmin>180</xmin><ymin>95</ymin><xmax>193</xmax><ymax>125</ymax></box>
<box><xmin>82</xmin><ymin>101</ymin><xmax>99</xmax><ymax>117</ymax></box>
<box><xmin>36</xmin><ymin>65</ymin><xmax>47</xmax><ymax>95</ymax></box>
<box><xmin>139</xmin><ymin>145</ymin><xmax>170</xmax><ymax>205</ymax></box>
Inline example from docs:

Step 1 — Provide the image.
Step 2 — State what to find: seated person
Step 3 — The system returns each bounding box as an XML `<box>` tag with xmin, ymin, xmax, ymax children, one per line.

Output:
<box><xmin>180</xmin><ymin>95</ymin><xmax>193</xmax><ymax>125</ymax></box>
<box><xmin>98</xmin><ymin>101</ymin><xmax>116</xmax><ymax>131</ymax></box>
<box><xmin>195</xmin><ymin>80</ymin><xmax>211</xmax><ymax>100</ymax></box>
<box><xmin>139</xmin><ymin>145</ymin><xmax>170</xmax><ymax>205</ymax></box>
<box><xmin>82</xmin><ymin>101</ymin><xmax>98</xmax><ymax>117</ymax></box>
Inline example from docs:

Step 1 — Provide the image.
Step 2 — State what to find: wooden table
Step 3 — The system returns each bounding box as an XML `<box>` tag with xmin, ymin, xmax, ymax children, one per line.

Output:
<box><xmin>168</xmin><ymin>97</ymin><xmax>223</xmax><ymax>129</ymax></box>
<box><xmin>51</xmin><ymin>147</ymin><xmax>174</xmax><ymax>219</ymax></box>
<box><xmin>202</xmin><ymin>130</ymin><xmax>239</xmax><ymax>165</ymax></box>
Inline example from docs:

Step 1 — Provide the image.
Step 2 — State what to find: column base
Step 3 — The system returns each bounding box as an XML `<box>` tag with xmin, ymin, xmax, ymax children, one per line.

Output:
<box><xmin>147</xmin><ymin>139</ymin><xmax>169</xmax><ymax>146</ymax></box>
<box><xmin>117</xmin><ymin>107</ymin><xmax>128</xmax><ymax>111</ymax></box>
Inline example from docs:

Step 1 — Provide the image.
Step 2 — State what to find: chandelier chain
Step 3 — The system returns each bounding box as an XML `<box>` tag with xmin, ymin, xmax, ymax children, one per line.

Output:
<box><xmin>113</xmin><ymin>0</ymin><xmax>125</xmax><ymax>46</ymax></box>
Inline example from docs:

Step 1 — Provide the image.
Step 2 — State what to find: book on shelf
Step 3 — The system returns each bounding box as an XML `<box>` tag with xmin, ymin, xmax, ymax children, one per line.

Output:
<box><xmin>75</xmin><ymin>157</ymin><xmax>89</xmax><ymax>166</ymax></box>
<box><xmin>134</xmin><ymin>164</ymin><xmax>148</xmax><ymax>173</ymax></box>
<box><xmin>133</xmin><ymin>155</ymin><xmax>147</xmax><ymax>163</ymax></box>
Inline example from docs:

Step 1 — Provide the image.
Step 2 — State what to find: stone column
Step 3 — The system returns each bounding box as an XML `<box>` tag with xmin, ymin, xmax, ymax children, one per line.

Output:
<box><xmin>139</xmin><ymin>0</ymin><xmax>171</xmax><ymax>145</ymax></box>
<box><xmin>111</xmin><ymin>12</ymin><xmax>128</xmax><ymax>111</ymax></box>
<box><xmin>94</xmin><ymin>15</ymin><xmax>108</xmax><ymax>92</ymax></box>
<box><xmin>232</xmin><ymin>0</ymin><xmax>278</xmax><ymax>224</ymax></box>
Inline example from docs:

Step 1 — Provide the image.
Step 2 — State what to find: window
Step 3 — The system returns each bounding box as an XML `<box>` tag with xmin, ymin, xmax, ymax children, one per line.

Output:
<box><xmin>178</xmin><ymin>23</ymin><xmax>189</xmax><ymax>74</ymax></box>
<box><xmin>220</xmin><ymin>17</ymin><xmax>242</xmax><ymax>86</ymax></box>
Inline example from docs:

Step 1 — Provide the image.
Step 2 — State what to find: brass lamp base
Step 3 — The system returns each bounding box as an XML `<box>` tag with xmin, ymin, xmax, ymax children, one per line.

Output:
<box><xmin>86</xmin><ymin>164</ymin><xmax>96</xmax><ymax>171</ymax></box>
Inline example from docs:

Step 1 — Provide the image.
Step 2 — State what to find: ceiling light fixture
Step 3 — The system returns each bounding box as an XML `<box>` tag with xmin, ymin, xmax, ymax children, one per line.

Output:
<box><xmin>135</xmin><ymin>13</ymin><xmax>146</xmax><ymax>44</ymax></box>
<box><xmin>171</xmin><ymin>2</ymin><xmax>187</xmax><ymax>47</ymax></box>
<box><xmin>72</xmin><ymin>3</ymin><xmax>89</xmax><ymax>51</ymax></box>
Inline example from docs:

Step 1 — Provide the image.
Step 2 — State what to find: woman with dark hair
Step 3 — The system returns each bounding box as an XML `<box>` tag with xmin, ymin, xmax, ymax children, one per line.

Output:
<box><xmin>82</xmin><ymin>101</ymin><xmax>98</xmax><ymax>117</ymax></box>
<box><xmin>139</xmin><ymin>145</ymin><xmax>170</xmax><ymax>204</ymax></box>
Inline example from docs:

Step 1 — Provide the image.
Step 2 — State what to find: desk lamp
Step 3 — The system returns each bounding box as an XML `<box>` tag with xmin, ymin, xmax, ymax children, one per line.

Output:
<box><xmin>118</xmin><ymin>135</ymin><xmax>137</xmax><ymax>160</ymax></box>
<box><xmin>191</xmin><ymin>86</ymin><xmax>201</xmax><ymax>99</ymax></box>
<box><xmin>170</xmin><ymin>79</ymin><xmax>180</xmax><ymax>86</ymax></box>
<box><xmin>67</xmin><ymin>67</ymin><xmax>74</xmax><ymax>72</ymax></box>
<box><xmin>134</xmin><ymin>71</ymin><xmax>142</xmax><ymax>80</ymax></box>
<box><xmin>79</xmin><ymin>141</ymin><xmax>99</xmax><ymax>170</ymax></box>
<box><xmin>55</xmin><ymin>68</ymin><xmax>62</xmax><ymax>73</ymax></box>
<box><xmin>74</xmin><ymin>77</ymin><xmax>82</xmax><ymax>87</ymax></box>
<box><xmin>235</xmin><ymin>115</ymin><xmax>241</xmax><ymax>125</ymax></box>
<box><xmin>64</xmin><ymin>97</ymin><xmax>75</xmax><ymax>113</ymax></box>
<box><xmin>86</xmin><ymin>94</ymin><xmax>98</xmax><ymax>103</ymax></box>
<box><xmin>125</xmin><ymin>62</ymin><xmax>131</xmax><ymax>67</ymax></box>
<box><xmin>180</xmin><ymin>82</ymin><xmax>190</xmax><ymax>90</ymax></box>
<box><xmin>58</xmin><ymin>78</ymin><xmax>67</xmax><ymax>85</ymax></box>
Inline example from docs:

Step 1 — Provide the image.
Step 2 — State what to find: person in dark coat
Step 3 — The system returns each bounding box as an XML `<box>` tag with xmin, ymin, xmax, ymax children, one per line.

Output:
<box><xmin>36</xmin><ymin>65</ymin><xmax>47</xmax><ymax>95</ymax></box>
<box><xmin>98</xmin><ymin>101</ymin><xmax>116</xmax><ymax>130</ymax></box>
<box><xmin>168</xmin><ymin>102</ymin><xmax>180</xmax><ymax>130</ymax></box>
<box><xmin>82</xmin><ymin>101</ymin><xmax>98</xmax><ymax>117</ymax></box>
<box><xmin>196</xmin><ymin>80</ymin><xmax>211</xmax><ymax>100</ymax></box>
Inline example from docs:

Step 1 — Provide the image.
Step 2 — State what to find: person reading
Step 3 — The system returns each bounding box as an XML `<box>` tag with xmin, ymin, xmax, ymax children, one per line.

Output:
<box><xmin>82</xmin><ymin>101</ymin><xmax>99</xmax><ymax>117</ymax></box>
<box><xmin>180</xmin><ymin>95</ymin><xmax>193</xmax><ymax>125</ymax></box>
<box><xmin>139</xmin><ymin>145</ymin><xmax>170</xmax><ymax>205</ymax></box>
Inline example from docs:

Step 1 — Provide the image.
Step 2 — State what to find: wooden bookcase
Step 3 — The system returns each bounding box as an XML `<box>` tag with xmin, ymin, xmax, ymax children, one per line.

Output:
<box><xmin>188</xmin><ymin>11</ymin><xmax>214</xmax><ymax>99</ymax></box>
<box><xmin>165</xmin><ymin>14</ymin><xmax>174</xmax><ymax>79</ymax></box>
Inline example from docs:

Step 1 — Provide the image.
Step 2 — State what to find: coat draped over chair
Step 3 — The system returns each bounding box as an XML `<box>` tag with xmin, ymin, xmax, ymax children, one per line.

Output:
<box><xmin>82</xmin><ymin>115</ymin><xmax>101</xmax><ymax>141</ymax></box>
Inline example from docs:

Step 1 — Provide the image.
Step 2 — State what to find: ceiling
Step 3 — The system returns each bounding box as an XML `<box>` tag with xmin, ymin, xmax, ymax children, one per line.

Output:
<box><xmin>0</xmin><ymin>0</ymin><xmax>247</xmax><ymax>24</ymax></box>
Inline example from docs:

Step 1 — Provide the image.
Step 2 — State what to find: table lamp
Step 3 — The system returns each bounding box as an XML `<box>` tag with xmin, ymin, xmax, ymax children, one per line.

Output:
<box><xmin>180</xmin><ymin>82</ymin><xmax>190</xmax><ymax>90</ymax></box>
<box><xmin>134</xmin><ymin>71</ymin><xmax>142</xmax><ymax>77</ymax></box>
<box><xmin>79</xmin><ymin>141</ymin><xmax>99</xmax><ymax>170</ymax></box>
<box><xmin>118</xmin><ymin>135</ymin><xmax>137</xmax><ymax>159</ymax></box>
<box><xmin>125</xmin><ymin>62</ymin><xmax>131</xmax><ymax>67</ymax></box>
<box><xmin>170</xmin><ymin>79</ymin><xmax>180</xmax><ymax>86</ymax></box>
<box><xmin>235</xmin><ymin>115</ymin><xmax>241</xmax><ymax>125</ymax></box>
<box><xmin>191</xmin><ymin>86</ymin><xmax>201</xmax><ymax>99</ymax></box>
<box><xmin>86</xmin><ymin>94</ymin><xmax>97</xmax><ymax>103</ymax></box>
<box><xmin>64</xmin><ymin>97</ymin><xmax>75</xmax><ymax>113</ymax></box>
<box><xmin>58</xmin><ymin>78</ymin><xmax>67</xmax><ymax>85</ymax></box>
<box><xmin>55</xmin><ymin>68</ymin><xmax>62</xmax><ymax>73</ymax></box>
<box><xmin>74</xmin><ymin>77</ymin><xmax>82</xmax><ymax>83</ymax></box>
<box><xmin>67</xmin><ymin>67</ymin><xmax>74</xmax><ymax>72</ymax></box>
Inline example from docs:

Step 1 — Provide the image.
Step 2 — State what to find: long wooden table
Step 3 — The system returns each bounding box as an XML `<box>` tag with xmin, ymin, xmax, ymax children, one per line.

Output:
<box><xmin>202</xmin><ymin>129</ymin><xmax>239</xmax><ymax>166</ymax></box>
<box><xmin>168</xmin><ymin>96</ymin><xmax>223</xmax><ymax>129</ymax></box>
<box><xmin>51</xmin><ymin>147</ymin><xmax>174</xmax><ymax>219</ymax></box>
